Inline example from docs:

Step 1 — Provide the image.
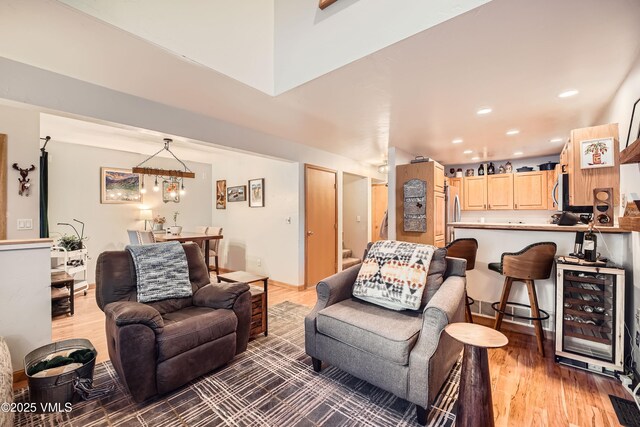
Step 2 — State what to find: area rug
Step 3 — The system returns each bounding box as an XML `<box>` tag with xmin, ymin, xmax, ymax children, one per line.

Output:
<box><xmin>14</xmin><ymin>301</ymin><xmax>459</xmax><ymax>426</ymax></box>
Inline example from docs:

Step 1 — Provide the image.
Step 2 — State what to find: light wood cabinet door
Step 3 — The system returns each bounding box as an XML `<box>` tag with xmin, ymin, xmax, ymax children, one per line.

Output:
<box><xmin>447</xmin><ymin>177</ymin><xmax>463</xmax><ymax>207</ymax></box>
<box><xmin>514</xmin><ymin>171</ymin><xmax>548</xmax><ymax>210</ymax></box>
<box><xmin>463</xmin><ymin>176</ymin><xmax>487</xmax><ymax>210</ymax></box>
<box><xmin>548</xmin><ymin>168</ymin><xmax>560</xmax><ymax>211</ymax></box>
<box><xmin>435</xmin><ymin>192</ymin><xmax>445</xmax><ymax>243</ymax></box>
<box><xmin>487</xmin><ymin>174</ymin><xmax>514</xmax><ymax>210</ymax></box>
<box><xmin>434</xmin><ymin>163</ymin><xmax>445</xmax><ymax>193</ymax></box>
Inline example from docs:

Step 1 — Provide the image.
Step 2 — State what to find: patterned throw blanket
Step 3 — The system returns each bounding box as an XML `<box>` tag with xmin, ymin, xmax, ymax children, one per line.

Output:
<box><xmin>126</xmin><ymin>241</ymin><xmax>193</xmax><ymax>303</ymax></box>
<box><xmin>352</xmin><ymin>240</ymin><xmax>436</xmax><ymax>311</ymax></box>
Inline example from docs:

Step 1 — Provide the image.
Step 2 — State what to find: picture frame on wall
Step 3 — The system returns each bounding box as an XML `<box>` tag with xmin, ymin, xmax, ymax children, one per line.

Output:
<box><xmin>580</xmin><ymin>137</ymin><xmax>615</xmax><ymax>169</ymax></box>
<box><xmin>100</xmin><ymin>167</ymin><xmax>143</xmax><ymax>204</ymax></box>
<box><xmin>248</xmin><ymin>178</ymin><xmax>265</xmax><ymax>208</ymax></box>
<box><xmin>227</xmin><ymin>185</ymin><xmax>246</xmax><ymax>202</ymax></box>
<box><xmin>162</xmin><ymin>180</ymin><xmax>180</xmax><ymax>203</ymax></box>
<box><xmin>216</xmin><ymin>180</ymin><xmax>226</xmax><ymax>209</ymax></box>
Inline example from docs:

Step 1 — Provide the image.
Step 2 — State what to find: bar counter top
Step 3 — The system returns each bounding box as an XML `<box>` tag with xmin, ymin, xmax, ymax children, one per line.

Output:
<box><xmin>450</xmin><ymin>222</ymin><xmax>628</xmax><ymax>234</ymax></box>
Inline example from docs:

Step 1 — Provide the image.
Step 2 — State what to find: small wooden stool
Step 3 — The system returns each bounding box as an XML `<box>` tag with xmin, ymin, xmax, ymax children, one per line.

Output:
<box><xmin>489</xmin><ymin>242</ymin><xmax>556</xmax><ymax>356</ymax></box>
<box><xmin>445</xmin><ymin>238</ymin><xmax>478</xmax><ymax>323</ymax></box>
<box><xmin>445</xmin><ymin>323</ymin><xmax>508</xmax><ymax>427</ymax></box>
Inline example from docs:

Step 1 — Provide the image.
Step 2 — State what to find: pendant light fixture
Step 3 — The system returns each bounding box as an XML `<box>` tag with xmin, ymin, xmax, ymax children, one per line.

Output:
<box><xmin>133</xmin><ymin>138</ymin><xmax>194</xmax><ymax>199</ymax></box>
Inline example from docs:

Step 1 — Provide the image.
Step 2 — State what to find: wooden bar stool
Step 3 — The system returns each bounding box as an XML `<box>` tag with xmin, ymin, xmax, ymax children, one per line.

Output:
<box><xmin>489</xmin><ymin>242</ymin><xmax>556</xmax><ymax>356</ymax></box>
<box><xmin>445</xmin><ymin>238</ymin><xmax>478</xmax><ymax>323</ymax></box>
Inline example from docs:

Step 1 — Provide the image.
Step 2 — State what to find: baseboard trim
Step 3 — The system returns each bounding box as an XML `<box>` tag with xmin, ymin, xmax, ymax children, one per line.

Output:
<box><xmin>472</xmin><ymin>314</ymin><xmax>554</xmax><ymax>340</ymax></box>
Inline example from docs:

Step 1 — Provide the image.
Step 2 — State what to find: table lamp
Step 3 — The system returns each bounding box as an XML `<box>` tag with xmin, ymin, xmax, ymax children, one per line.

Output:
<box><xmin>139</xmin><ymin>209</ymin><xmax>153</xmax><ymax>230</ymax></box>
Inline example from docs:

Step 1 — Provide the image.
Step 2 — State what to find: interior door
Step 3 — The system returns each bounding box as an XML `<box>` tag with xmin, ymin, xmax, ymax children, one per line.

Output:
<box><xmin>0</xmin><ymin>134</ymin><xmax>6</xmax><ymax>240</ymax></box>
<box><xmin>305</xmin><ymin>165</ymin><xmax>337</xmax><ymax>287</ymax></box>
<box><xmin>371</xmin><ymin>183</ymin><xmax>388</xmax><ymax>242</ymax></box>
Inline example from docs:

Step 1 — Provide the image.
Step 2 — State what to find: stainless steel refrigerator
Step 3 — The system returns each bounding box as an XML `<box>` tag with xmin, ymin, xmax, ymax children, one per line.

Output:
<box><xmin>444</xmin><ymin>183</ymin><xmax>461</xmax><ymax>244</ymax></box>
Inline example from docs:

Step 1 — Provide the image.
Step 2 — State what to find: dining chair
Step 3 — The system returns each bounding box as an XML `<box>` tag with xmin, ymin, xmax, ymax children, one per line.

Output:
<box><xmin>206</xmin><ymin>226</ymin><xmax>223</xmax><ymax>276</ymax></box>
<box><xmin>127</xmin><ymin>230</ymin><xmax>157</xmax><ymax>245</ymax></box>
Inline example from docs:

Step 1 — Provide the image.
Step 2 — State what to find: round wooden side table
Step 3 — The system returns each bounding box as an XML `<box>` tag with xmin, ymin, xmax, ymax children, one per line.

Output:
<box><xmin>445</xmin><ymin>322</ymin><xmax>508</xmax><ymax>427</ymax></box>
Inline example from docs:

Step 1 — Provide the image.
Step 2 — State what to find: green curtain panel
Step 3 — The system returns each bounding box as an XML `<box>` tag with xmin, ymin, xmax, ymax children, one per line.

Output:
<box><xmin>39</xmin><ymin>149</ymin><xmax>49</xmax><ymax>238</ymax></box>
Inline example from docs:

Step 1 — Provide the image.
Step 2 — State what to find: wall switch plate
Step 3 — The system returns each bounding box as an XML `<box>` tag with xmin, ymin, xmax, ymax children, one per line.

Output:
<box><xmin>17</xmin><ymin>219</ymin><xmax>33</xmax><ymax>230</ymax></box>
<box><xmin>356</xmin><ymin>215</ymin><xmax>361</xmax><ymax>222</ymax></box>
<box><xmin>257</xmin><ymin>259</ymin><xmax>262</xmax><ymax>267</ymax></box>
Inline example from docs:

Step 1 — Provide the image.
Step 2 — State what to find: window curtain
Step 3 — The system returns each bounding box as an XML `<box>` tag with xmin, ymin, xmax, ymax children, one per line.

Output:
<box><xmin>39</xmin><ymin>148</ymin><xmax>49</xmax><ymax>238</ymax></box>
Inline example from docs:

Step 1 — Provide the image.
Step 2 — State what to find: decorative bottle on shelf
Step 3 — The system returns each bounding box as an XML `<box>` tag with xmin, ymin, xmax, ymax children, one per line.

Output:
<box><xmin>487</xmin><ymin>162</ymin><xmax>495</xmax><ymax>175</ymax></box>
<box><xmin>583</xmin><ymin>223</ymin><xmax>598</xmax><ymax>262</ymax></box>
<box><xmin>478</xmin><ymin>164</ymin><xmax>485</xmax><ymax>176</ymax></box>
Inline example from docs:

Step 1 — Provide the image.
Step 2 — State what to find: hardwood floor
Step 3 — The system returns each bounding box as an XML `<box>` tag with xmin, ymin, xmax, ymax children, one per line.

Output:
<box><xmin>43</xmin><ymin>281</ymin><xmax>628</xmax><ymax>426</ymax></box>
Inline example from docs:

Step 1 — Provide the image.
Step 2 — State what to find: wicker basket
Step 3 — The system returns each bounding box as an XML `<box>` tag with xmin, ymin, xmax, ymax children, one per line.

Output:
<box><xmin>24</xmin><ymin>338</ymin><xmax>96</xmax><ymax>407</ymax></box>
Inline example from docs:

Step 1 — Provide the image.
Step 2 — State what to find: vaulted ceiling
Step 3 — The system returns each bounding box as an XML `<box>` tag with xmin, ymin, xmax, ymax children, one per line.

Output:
<box><xmin>1</xmin><ymin>0</ymin><xmax>639</xmax><ymax>165</ymax></box>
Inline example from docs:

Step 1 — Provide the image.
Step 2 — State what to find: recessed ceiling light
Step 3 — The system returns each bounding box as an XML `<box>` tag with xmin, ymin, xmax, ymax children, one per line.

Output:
<box><xmin>506</xmin><ymin>129</ymin><xmax>520</xmax><ymax>136</ymax></box>
<box><xmin>471</xmin><ymin>156</ymin><xmax>480</xmax><ymax>161</ymax></box>
<box><xmin>558</xmin><ymin>89</ymin><xmax>579</xmax><ymax>98</ymax></box>
<box><xmin>477</xmin><ymin>107</ymin><xmax>492</xmax><ymax>115</ymax></box>
<box><xmin>452</xmin><ymin>138</ymin><xmax>464</xmax><ymax>144</ymax></box>
<box><xmin>463</xmin><ymin>150</ymin><xmax>473</xmax><ymax>154</ymax></box>
<box><xmin>514</xmin><ymin>151</ymin><xmax>523</xmax><ymax>155</ymax></box>
<box><xmin>550</xmin><ymin>138</ymin><xmax>563</xmax><ymax>143</ymax></box>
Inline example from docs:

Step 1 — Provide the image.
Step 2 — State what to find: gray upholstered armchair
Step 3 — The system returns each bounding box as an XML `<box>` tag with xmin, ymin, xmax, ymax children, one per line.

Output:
<box><xmin>304</xmin><ymin>255</ymin><xmax>467</xmax><ymax>425</ymax></box>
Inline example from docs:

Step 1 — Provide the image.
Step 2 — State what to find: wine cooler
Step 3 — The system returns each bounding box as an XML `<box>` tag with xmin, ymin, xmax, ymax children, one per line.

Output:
<box><xmin>555</xmin><ymin>262</ymin><xmax>625</xmax><ymax>373</ymax></box>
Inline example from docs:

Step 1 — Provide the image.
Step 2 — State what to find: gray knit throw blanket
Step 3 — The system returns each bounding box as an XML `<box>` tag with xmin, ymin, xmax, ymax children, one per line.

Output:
<box><xmin>126</xmin><ymin>241</ymin><xmax>193</xmax><ymax>303</ymax></box>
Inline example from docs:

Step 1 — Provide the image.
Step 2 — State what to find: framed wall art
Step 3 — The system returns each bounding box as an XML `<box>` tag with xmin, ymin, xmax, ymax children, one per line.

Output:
<box><xmin>581</xmin><ymin>137</ymin><xmax>614</xmax><ymax>169</ymax></box>
<box><xmin>100</xmin><ymin>167</ymin><xmax>142</xmax><ymax>204</ymax></box>
<box><xmin>216</xmin><ymin>180</ymin><xmax>226</xmax><ymax>209</ymax></box>
<box><xmin>227</xmin><ymin>185</ymin><xmax>246</xmax><ymax>202</ymax></box>
<box><xmin>248</xmin><ymin>178</ymin><xmax>265</xmax><ymax>208</ymax></box>
<box><xmin>403</xmin><ymin>179</ymin><xmax>426</xmax><ymax>232</ymax></box>
<box><xmin>162</xmin><ymin>180</ymin><xmax>180</xmax><ymax>203</ymax></box>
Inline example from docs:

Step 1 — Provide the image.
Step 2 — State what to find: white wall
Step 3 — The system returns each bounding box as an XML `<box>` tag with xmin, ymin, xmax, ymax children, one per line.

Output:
<box><xmin>274</xmin><ymin>0</ymin><xmax>492</xmax><ymax>93</ymax></box>
<box><xmin>211</xmin><ymin>152</ymin><xmax>300</xmax><ymax>286</ymax></box>
<box><xmin>0</xmin><ymin>241</ymin><xmax>52</xmax><ymax>370</ymax></box>
<box><xmin>0</xmin><ymin>103</ymin><xmax>40</xmax><ymax>239</ymax></box>
<box><xmin>342</xmin><ymin>173</ymin><xmax>369</xmax><ymax>262</ymax></box>
<box><xmin>58</xmin><ymin>0</ymin><xmax>275</xmax><ymax>94</ymax></box>
<box><xmin>595</xmin><ymin>53</ymin><xmax>640</xmax><ymax>372</ymax></box>
<box><xmin>387</xmin><ymin>146</ymin><xmax>417</xmax><ymax>240</ymax></box>
<box><xmin>48</xmin><ymin>142</ymin><xmax>212</xmax><ymax>282</ymax></box>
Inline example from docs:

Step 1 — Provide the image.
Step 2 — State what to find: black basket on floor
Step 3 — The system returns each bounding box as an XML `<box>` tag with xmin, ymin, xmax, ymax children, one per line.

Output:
<box><xmin>24</xmin><ymin>338</ymin><xmax>96</xmax><ymax>408</ymax></box>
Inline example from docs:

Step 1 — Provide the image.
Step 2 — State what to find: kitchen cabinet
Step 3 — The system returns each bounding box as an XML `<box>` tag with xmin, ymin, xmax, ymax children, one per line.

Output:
<box><xmin>568</xmin><ymin>124</ymin><xmax>620</xmax><ymax>207</ymax></box>
<box><xmin>548</xmin><ymin>167</ymin><xmax>560</xmax><ymax>211</ymax></box>
<box><xmin>447</xmin><ymin>177</ymin><xmax>463</xmax><ymax>207</ymax></box>
<box><xmin>487</xmin><ymin>174</ymin><xmax>514</xmax><ymax>210</ymax></box>
<box><xmin>514</xmin><ymin>171</ymin><xmax>548</xmax><ymax>210</ymax></box>
<box><xmin>434</xmin><ymin>192</ymin><xmax>445</xmax><ymax>247</ymax></box>
<box><xmin>463</xmin><ymin>176</ymin><xmax>487</xmax><ymax>211</ymax></box>
<box><xmin>434</xmin><ymin>163</ymin><xmax>445</xmax><ymax>193</ymax></box>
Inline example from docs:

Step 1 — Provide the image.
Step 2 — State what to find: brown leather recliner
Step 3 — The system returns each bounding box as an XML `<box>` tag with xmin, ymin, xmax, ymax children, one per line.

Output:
<box><xmin>95</xmin><ymin>242</ymin><xmax>251</xmax><ymax>402</ymax></box>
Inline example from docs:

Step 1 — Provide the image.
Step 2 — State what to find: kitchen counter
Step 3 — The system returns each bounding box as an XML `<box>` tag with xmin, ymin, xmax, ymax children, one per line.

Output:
<box><xmin>452</xmin><ymin>224</ymin><xmax>631</xmax><ymax>334</ymax></box>
<box><xmin>450</xmin><ymin>222</ymin><xmax>628</xmax><ymax>233</ymax></box>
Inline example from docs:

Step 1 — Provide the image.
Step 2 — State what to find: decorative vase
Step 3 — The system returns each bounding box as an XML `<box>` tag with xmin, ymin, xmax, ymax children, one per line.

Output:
<box><xmin>592</xmin><ymin>152</ymin><xmax>602</xmax><ymax>165</ymax></box>
<box><xmin>169</xmin><ymin>226</ymin><xmax>183</xmax><ymax>235</ymax></box>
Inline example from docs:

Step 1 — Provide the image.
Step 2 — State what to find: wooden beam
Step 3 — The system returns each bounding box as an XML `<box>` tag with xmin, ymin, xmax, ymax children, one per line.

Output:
<box><xmin>132</xmin><ymin>167</ymin><xmax>195</xmax><ymax>179</ymax></box>
<box><xmin>0</xmin><ymin>134</ymin><xmax>6</xmax><ymax>240</ymax></box>
<box><xmin>319</xmin><ymin>0</ymin><xmax>338</xmax><ymax>9</ymax></box>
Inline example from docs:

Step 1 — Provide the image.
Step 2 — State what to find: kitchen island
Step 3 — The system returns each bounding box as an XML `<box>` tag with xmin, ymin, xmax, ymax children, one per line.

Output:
<box><xmin>450</xmin><ymin>222</ymin><xmax>631</xmax><ymax>333</ymax></box>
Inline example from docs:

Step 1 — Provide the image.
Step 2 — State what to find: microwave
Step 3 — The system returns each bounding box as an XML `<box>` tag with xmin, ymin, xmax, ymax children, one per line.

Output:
<box><xmin>553</xmin><ymin>173</ymin><xmax>593</xmax><ymax>213</ymax></box>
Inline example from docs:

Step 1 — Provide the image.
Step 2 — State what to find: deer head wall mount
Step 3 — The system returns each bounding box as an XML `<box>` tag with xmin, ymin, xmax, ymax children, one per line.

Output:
<box><xmin>12</xmin><ymin>163</ymin><xmax>36</xmax><ymax>196</ymax></box>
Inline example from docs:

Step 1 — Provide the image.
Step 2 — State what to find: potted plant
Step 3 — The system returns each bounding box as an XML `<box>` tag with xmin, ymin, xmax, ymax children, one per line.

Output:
<box><xmin>58</xmin><ymin>234</ymin><xmax>85</xmax><ymax>251</ymax></box>
<box><xmin>169</xmin><ymin>211</ymin><xmax>182</xmax><ymax>235</ymax></box>
<box><xmin>584</xmin><ymin>140</ymin><xmax>609</xmax><ymax>165</ymax></box>
<box><xmin>152</xmin><ymin>215</ymin><xmax>166</xmax><ymax>231</ymax></box>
